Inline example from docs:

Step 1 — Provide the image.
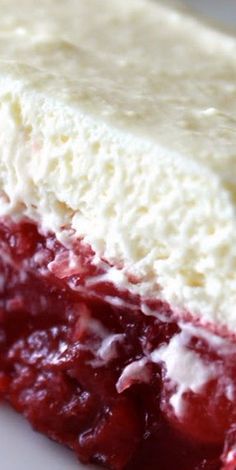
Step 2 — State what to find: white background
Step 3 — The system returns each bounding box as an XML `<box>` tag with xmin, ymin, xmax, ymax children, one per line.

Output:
<box><xmin>0</xmin><ymin>1</ymin><xmax>235</xmax><ymax>469</ymax></box>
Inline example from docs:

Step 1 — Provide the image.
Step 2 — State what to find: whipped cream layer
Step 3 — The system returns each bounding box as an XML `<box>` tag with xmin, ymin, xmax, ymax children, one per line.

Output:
<box><xmin>0</xmin><ymin>0</ymin><xmax>236</xmax><ymax>331</ymax></box>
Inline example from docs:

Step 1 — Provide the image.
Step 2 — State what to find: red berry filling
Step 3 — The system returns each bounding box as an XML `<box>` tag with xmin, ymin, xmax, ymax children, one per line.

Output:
<box><xmin>0</xmin><ymin>218</ymin><xmax>235</xmax><ymax>469</ymax></box>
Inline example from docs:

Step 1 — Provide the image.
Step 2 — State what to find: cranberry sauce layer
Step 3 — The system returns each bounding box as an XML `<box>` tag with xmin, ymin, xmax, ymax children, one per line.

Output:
<box><xmin>0</xmin><ymin>218</ymin><xmax>236</xmax><ymax>470</ymax></box>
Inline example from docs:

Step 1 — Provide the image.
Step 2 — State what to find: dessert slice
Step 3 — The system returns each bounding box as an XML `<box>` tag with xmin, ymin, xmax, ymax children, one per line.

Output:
<box><xmin>0</xmin><ymin>0</ymin><xmax>236</xmax><ymax>468</ymax></box>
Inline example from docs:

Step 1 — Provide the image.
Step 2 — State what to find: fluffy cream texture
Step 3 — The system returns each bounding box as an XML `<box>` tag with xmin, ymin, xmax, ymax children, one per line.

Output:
<box><xmin>0</xmin><ymin>0</ymin><xmax>236</xmax><ymax>331</ymax></box>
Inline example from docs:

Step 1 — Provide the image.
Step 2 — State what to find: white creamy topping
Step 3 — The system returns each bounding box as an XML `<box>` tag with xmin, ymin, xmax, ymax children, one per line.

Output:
<box><xmin>0</xmin><ymin>0</ymin><xmax>236</xmax><ymax>330</ymax></box>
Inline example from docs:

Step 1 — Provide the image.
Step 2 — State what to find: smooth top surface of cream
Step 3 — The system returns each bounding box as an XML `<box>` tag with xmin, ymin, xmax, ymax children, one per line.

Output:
<box><xmin>0</xmin><ymin>0</ymin><xmax>236</xmax><ymax>332</ymax></box>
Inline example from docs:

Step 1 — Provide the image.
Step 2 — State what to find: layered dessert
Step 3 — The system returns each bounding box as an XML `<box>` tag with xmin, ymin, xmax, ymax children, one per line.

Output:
<box><xmin>0</xmin><ymin>0</ymin><xmax>236</xmax><ymax>468</ymax></box>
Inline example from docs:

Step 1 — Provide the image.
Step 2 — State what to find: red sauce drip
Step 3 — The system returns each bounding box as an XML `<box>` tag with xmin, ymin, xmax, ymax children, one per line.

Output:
<box><xmin>0</xmin><ymin>219</ymin><xmax>235</xmax><ymax>470</ymax></box>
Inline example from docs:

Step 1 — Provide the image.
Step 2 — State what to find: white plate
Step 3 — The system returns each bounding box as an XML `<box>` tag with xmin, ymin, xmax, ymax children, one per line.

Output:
<box><xmin>185</xmin><ymin>0</ymin><xmax>236</xmax><ymax>27</ymax></box>
<box><xmin>0</xmin><ymin>2</ymin><xmax>235</xmax><ymax>469</ymax></box>
<box><xmin>0</xmin><ymin>405</ymin><xmax>82</xmax><ymax>470</ymax></box>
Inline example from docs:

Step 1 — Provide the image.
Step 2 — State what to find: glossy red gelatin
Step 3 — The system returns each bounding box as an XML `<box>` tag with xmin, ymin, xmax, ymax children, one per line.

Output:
<box><xmin>0</xmin><ymin>219</ymin><xmax>235</xmax><ymax>470</ymax></box>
